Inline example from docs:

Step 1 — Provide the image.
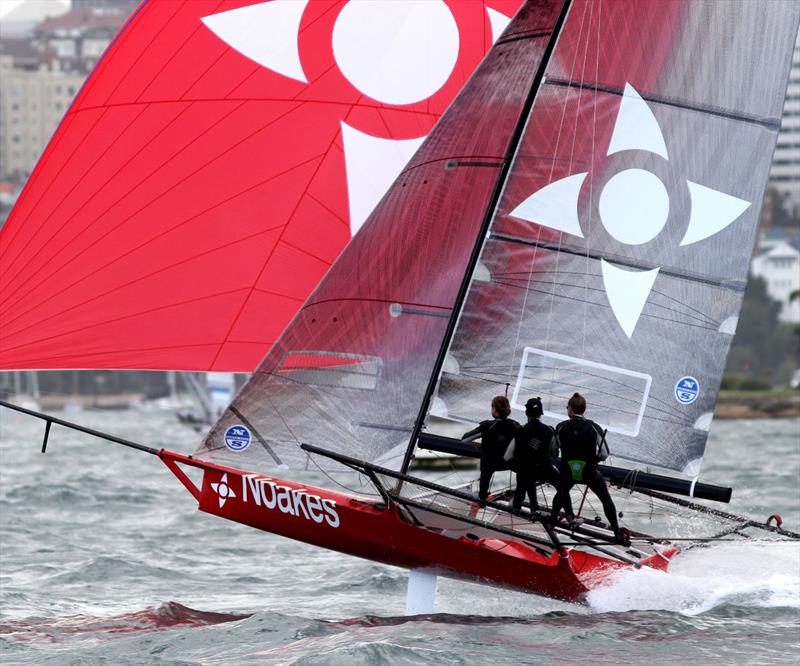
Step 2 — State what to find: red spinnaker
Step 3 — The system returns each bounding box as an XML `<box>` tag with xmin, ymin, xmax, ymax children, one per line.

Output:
<box><xmin>0</xmin><ymin>0</ymin><xmax>522</xmax><ymax>371</ymax></box>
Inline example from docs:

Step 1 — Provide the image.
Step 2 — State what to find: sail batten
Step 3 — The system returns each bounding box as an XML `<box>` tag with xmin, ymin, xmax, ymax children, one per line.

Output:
<box><xmin>544</xmin><ymin>78</ymin><xmax>785</xmax><ymax>130</ymax></box>
<box><xmin>489</xmin><ymin>232</ymin><xmax>748</xmax><ymax>291</ymax></box>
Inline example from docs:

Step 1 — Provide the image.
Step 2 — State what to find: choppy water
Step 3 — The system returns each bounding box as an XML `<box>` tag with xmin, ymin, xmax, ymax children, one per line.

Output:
<box><xmin>1</xmin><ymin>408</ymin><xmax>798</xmax><ymax>665</ymax></box>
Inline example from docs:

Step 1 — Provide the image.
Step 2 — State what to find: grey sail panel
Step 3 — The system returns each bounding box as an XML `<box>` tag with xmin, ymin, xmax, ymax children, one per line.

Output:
<box><xmin>192</xmin><ymin>1</ymin><xmax>568</xmax><ymax>473</ymax></box>
<box><xmin>431</xmin><ymin>0</ymin><xmax>800</xmax><ymax>475</ymax></box>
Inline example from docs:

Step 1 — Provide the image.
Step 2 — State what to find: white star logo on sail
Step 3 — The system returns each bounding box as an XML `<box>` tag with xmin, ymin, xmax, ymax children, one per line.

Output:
<box><xmin>200</xmin><ymin>1</ymin><xmax>511</xmax><ymax>236</ymax></box>
<box><xmin>510</xmin><ymin>83</ymin><xmax>751</xmax><ymax>338</ymax></box>
<box><xmin>211</xmin><ymin>473</ymin><xmax>236</xmax><ymax>508</ymax></box>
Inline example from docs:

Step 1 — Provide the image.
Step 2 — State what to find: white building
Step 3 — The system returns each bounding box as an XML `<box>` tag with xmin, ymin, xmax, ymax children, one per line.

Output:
<box><xmin>0</xmin><ymin>54</ymin><xmax>83</xmax><ymax>179</ymax></box>
<box><xmin>769</xmin><ymin>31</ymin><xmax>800</xmax><ymax>213</ymax></box>
<box><xmin>0</xmin><ymin>4</ymin><xmax>131</xmax><ymax>180</ymax></box>
<box><xmin>751</xmin><ymin>239</ymin><xmax>800</xmax><ymax>324</ymax></box>
<box><xmin>33</xmin><ymin>7</ymin><xmax>124</xmax><ymax>75</ymax></box>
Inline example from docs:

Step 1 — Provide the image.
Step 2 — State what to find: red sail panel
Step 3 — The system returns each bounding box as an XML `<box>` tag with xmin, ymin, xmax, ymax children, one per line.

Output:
<box><xmin>194</xmin><ymin>1</ymin><xmax>567</xmax><ymax>473</ymax></box>
<box><xmin>0</xmin><ymin>0</ymin><xmax>523</xmax><ymax>371</ymax></box>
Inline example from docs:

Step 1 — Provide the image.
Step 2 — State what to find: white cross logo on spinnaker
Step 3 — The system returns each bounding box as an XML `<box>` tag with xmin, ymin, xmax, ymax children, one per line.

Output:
<box><xmin>200</xmin><ymin>0</ymin><xmax>511</xmax><ymax>236</ymax></box>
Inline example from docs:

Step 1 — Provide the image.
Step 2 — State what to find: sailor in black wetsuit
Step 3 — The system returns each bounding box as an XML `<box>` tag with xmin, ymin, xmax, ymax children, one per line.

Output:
<box><xmin>551</xmin><ymin>392</ymin><xmax>627</xmax><ymax>544</ymax></box>
<box><xmin>510</xmin><ymin>397</ymin><xmax>558</xmax><ymax>514</ymax></box>
<box><xmin>462</xmin><ymin>395</ymin><xmax>520</xmax><ymax>504</ymax></box>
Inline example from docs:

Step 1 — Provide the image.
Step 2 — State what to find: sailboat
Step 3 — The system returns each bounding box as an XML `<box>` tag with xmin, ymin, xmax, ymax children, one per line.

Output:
<box><xmin>2</xmin><ymin>0</ymin><xmax>800</xmax><ymax>607</ymax></box>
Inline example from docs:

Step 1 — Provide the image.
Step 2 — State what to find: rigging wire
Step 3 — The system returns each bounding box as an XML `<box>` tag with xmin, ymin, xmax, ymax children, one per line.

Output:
<box><xmin>493</xmin><ymin>273</ymin><xmax>722</xmax><ymax>328</ymax></box>
<box><xmin>582</xmin><ymin>0</ymin><xmax>601</xmax><ymax>366</ymax></box>
<box><xmin>508</xmin><ymin>0</ymin><xmax>591</xmax><ymax>381</ymax></box>
<box><xmin>305</xmin><ymin>453</ymin><xmax>382</xmax><ymax>498</ymax></box>
<box><xmin>539</xmin><ymin>0</ymin><xmax>592</xmax><ymax>390</ymax></box>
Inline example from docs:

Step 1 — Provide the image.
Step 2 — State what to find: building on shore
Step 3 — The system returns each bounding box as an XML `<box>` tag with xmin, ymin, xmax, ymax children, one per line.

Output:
<box><xmin>0</xmin><ymin>50</ymin><xmax>84</xmax><ymax>180</ymax></box>
<box><xmin>768</xmin><ymin>31</ymin><xmax>800</xmax><ymax>215</ymax></box>
<box><xmin>0</xmin><ymin>1</ymin><xmax>133</xmax><ymax>182</ymax></box>
<box><xmin>751</xmin><ymin>231</ymin><xmax>800</xmax><ymax>324</ymax></box>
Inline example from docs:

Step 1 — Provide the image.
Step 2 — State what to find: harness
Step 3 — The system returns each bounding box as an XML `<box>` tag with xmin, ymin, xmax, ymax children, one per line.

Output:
<box><xmin>560</xmin><ymin>418</ymin><xmax>605</xmax><ymax>482</ymax></box>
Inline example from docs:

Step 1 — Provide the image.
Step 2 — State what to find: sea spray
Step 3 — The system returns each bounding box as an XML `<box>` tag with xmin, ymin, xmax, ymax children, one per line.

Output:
<box><xmin>586</xmin><ymin>541</ymin><xmax>800</xmax><ymax>614</ymax></box>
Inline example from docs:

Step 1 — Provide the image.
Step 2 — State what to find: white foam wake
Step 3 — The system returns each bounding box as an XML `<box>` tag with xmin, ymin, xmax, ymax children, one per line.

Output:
<box><xmin>586</xmin><ymin>541</ymin><xmax>800</xmax><ymax>615</ymax></box>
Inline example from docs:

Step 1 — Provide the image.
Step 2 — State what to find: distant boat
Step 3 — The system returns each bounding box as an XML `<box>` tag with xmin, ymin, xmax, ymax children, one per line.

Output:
<box><xmin>176</xmin><ymin>372</ymin><xmax>237</xmax><ymax>430</ymax></box>
<box><xmin>6</xmin><ymin>371</ymin><xmax>40</xmax><ymax>412</ymax></box>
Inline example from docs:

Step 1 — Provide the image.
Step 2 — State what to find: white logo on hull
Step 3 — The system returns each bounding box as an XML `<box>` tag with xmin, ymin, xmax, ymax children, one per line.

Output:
<box><xmin>241</xmin><ymin>474</ymin><xmax>340</xmax><ymax>528</ymax></box>
<box><xmin>510</xmin><ymin>82</ymin><xmax>751</xmax><ymax>338</ymax></box>
<box><xmin>210</xmin><ymin>473</ymin><xmax>236</xmax><ymax>508</ymax></box>
<box><xmin>210</xmin><ymin>471</ymin><xmax>340</xmax><ymax>527</ymax></box>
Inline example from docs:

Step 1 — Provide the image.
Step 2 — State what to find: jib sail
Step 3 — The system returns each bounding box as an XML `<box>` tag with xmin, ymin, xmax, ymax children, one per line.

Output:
<box><xmin>194</xmin><ymin>1</ymin><xmax>568</xmax><ymax>471</ymax></box>
<box><xmin>427</xmin><ymin>0</ymin><xmax>800</xmax><ymax>475</ymax></box>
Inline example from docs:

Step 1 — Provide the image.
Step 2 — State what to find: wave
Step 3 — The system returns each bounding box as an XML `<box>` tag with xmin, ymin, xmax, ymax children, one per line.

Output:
<box><xmin>48</xmin><ymin>555</ymin><xmax>181</xmax><ymax>584</ymax></box>
<box><xmin>0</xmin><ymin>601</ymin><xmax>250</xmax><ymax>641</ymax></box>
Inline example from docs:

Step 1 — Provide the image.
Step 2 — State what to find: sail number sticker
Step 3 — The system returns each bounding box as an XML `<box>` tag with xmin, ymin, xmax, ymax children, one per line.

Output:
<box><xmin>224</xmin><ymin>425</ymin><xmax>251</xmax><ymax>452</ymax></box>
<box><xmin>674</xmin><ymin>377</ymin><xmax>699</xmax><ymax>405</ymax></box>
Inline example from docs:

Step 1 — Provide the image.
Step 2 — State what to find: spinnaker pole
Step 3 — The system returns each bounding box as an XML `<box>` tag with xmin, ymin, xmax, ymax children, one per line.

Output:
<box><xmin>0</xmin><ymin>398</ymin><xmax>159</xmax><ymax>456</ymax></box>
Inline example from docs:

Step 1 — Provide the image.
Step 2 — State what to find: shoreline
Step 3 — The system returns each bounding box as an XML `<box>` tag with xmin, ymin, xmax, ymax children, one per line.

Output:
<box><xmin>715</xmin><ymin>392</ymin><xmax>800</xmax><ymax>419</ymax></box>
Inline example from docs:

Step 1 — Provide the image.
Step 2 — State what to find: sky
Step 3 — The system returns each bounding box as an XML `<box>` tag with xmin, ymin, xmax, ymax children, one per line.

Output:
<box><xmin>0</xmin><ymin>0</ymin><xmax>69</xmax><ymax>22</ymax></box>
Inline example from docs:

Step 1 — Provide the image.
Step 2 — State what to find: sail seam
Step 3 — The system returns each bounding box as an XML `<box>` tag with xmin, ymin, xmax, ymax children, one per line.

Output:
<box><xmin>495</xmin><ymin>29</ymin><xmax>557</xmax><ymax>45</ymax></box>
<box><xmin>1</xmin><ymin>99</ymin><xmax>297</xmax><ymax>318</ymax></box>
<box><xmin>0</xmin><ymin>0</ymin><xmax>155</xmax><ymax>252</ymax></box>
<box><xmin>103</xmin><ymin>0</ymin><xmax>188</xmax><ymax>106</ymax></box>
<box><xmin>545</xmin><ymin>77</ymin><xmax>782</xmax><ymax>130</ymax></box>
<box><xmin>490</xmin><ymin>232</ymin><xmax>747</xmax><ymax>291</ymax></box>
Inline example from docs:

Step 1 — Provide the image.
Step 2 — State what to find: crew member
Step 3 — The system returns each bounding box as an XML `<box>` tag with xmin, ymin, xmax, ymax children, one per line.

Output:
<box><xmin>510</xmin><ymin>397</ymin><xmax>557</xmax><ymax>515</ymax></box>
<box><xmin>551</xmin><ymin>392</ymin><xmax>627</xmax><ymax>544</ymax></box>
<box><xmin>462</xmin><ymin>395</ymin><xmax>520</xmax><ymax>504</ymax></box>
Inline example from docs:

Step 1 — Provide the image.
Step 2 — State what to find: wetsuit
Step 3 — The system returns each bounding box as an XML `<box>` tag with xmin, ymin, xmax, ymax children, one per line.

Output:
<box><xmin>463</xmin><ymin>417</ymin><xmax>520</xmax><ymax>503</ymax></box>
<box><xmin>511</xmin><ymin>419</ymin><xmax>557</xmax><ymax>513</ymax></box>
<box><xmin>551</xmin><ymin>415</ymin><xmax>621</xmax><ymax>535</ymax></box>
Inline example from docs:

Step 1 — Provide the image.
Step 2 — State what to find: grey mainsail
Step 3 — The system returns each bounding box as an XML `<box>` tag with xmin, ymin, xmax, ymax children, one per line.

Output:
<box><xmin>428</xmin><ymin>0</ymin><xmax>800</xmax><ymax>475</ymax></box>
<box><xmin>195</xmin><ymin>0</ymin><xmax>799</xmax><ymax>478</ymax></box>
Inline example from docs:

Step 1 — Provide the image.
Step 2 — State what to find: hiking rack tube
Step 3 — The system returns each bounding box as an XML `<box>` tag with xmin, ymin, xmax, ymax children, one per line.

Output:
<box><xmin>417</xmin><ymin>433</ymin><xmax>733</xmax><ymax>503</ymax></box>
<box><xmin>300</xmin><ymin>443</ymin><xmax>647</xmax><ymax>567</ymax></box>
<box><xmin>630</xmin><ymin>486</ymin><xmax>800</xmax><ymax>540</ymax></box>
<box><xmin>300</xmin><ymin>444</ymin><xmax>642</xmax><ymax>569</ymax></box>
<box><xmin>300</xmin><ymin>443</ymin><xmax>562</xmax><ymax>548</ymax></box>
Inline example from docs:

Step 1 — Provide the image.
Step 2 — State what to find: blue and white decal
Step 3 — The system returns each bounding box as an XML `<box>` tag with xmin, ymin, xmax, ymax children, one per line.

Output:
<box><xmin>674</xmin><ymin>376</ymin><xmax>699</xmax><ymax>405</ymax></box>
<box><xmin>224</xmin><ymin>425</ymin><xmax>251</xmax><ymax>452</ymax></box>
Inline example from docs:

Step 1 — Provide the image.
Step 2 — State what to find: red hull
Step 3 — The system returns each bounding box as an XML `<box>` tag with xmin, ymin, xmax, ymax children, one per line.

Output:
<box><xmin>162</xmin><ymin>451</ymin><xmax>675</xmax><ymax>602</ymax></box>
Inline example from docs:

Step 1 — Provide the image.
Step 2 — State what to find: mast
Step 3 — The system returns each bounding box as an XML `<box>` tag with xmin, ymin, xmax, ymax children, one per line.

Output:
<box><xmin>400</xmin><ymin>0</ymin><xmax>574</xmax><ymax>474</ymax></box>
